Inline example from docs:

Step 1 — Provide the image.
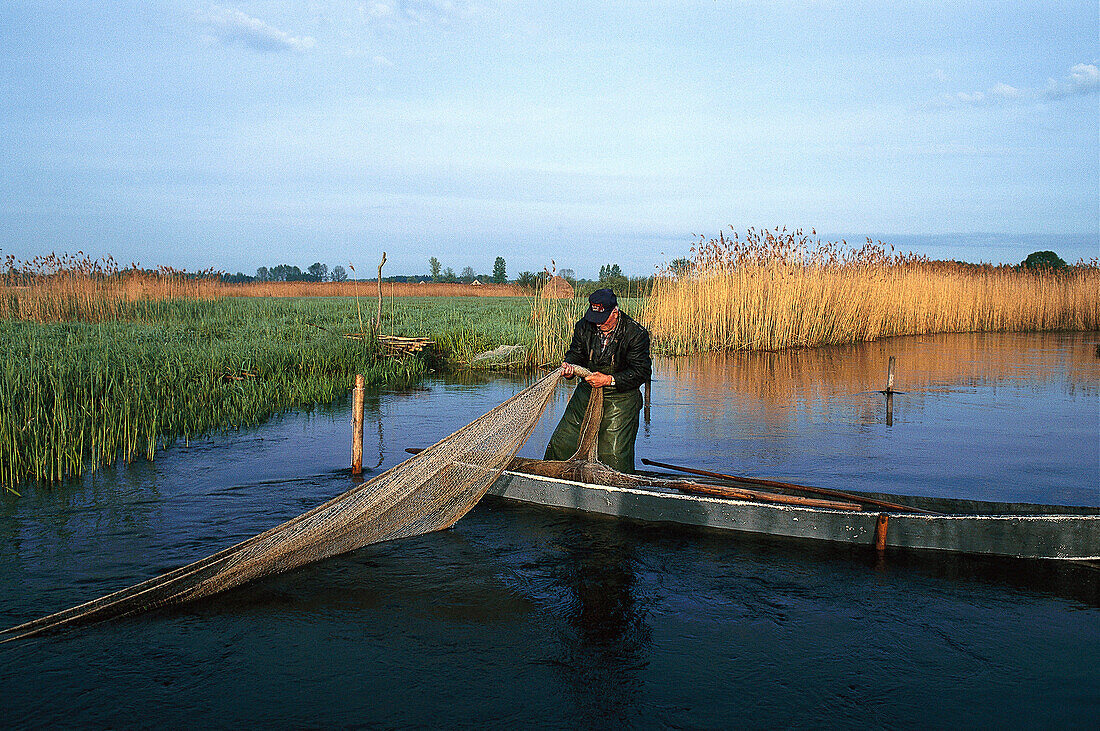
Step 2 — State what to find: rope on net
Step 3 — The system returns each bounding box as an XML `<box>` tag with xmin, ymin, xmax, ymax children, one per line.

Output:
<box><xmin>0</xmin><ymin>368</ymin><xmax>567</xmax><ymax>643</ymax></box>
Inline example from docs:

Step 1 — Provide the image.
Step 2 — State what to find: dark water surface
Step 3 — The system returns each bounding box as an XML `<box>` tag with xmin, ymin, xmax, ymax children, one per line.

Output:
<box><xmin>2</xmin><ymin>333</ymin><xmax>1098</xmax><ymax>728</ymax></box>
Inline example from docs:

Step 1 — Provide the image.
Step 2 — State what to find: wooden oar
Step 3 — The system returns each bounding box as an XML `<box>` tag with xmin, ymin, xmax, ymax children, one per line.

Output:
<box><xmin>406</xmin><ymin>449</ymin><xmax>863</xmax><ymax>511</ymax></box>
<box><xmin>641</xmin><ymin>458</ymin><xmax>934</xmax><ymax>514</ymax></box>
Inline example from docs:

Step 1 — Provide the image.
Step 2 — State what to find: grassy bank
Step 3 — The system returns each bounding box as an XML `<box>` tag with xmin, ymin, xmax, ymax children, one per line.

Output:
<box><xmin>213</xmin><ymin>280</ymin><xmax>527</xmax><ymax>298</ymax></box>
<box><xmin>1</xmin><ymin>298</ymin><xmax>424</xmax><ymax>491</ymax></box>
<box><xmin>645</xmin><ymin>229</ymin><xmax>1100</xmax><ymax>353</ymax></box>
<box><xmin>378</xmin><ymin>294</ymin><xmax>644</xmax><ymax>368</ymax></box>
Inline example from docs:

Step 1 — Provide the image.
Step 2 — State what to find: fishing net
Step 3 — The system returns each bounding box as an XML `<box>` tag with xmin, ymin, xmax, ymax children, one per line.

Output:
<box><xmin>1</xmin><ymin>368</ymin><xmax>565</xmax><ymax>643</ymax></box>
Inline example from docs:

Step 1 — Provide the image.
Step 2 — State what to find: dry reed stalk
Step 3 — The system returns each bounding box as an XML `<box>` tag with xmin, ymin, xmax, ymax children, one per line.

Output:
<box><xmin>646</xmin><ymin>228</ymin><xmax>1100</xmax><ymax>354</ymax></box>
<box><xmin>2</xmin><ymin>253</ymin><xmax>217</xmax><ymax>323</ymax></box>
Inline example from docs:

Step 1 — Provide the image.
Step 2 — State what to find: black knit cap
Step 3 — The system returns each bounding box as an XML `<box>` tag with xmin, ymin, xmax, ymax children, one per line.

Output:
<box><xmin>584</xmin><ymin>288</ymin><xmax>617</xmax><ymax>324</ymax></box>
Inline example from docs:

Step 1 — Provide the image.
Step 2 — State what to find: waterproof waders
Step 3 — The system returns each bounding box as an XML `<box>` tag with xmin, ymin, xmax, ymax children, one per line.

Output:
<box><xmin>544</xmin><ymin>379</ymin><xmax>643</xmax><ymax>473</ymax></box>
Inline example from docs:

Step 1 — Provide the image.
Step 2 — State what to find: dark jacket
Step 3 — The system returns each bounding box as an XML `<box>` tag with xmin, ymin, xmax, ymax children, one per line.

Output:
<box><xmin>563</xmin><ymin>312</ymin><xmax>651</xmax><ymax>393</ymax></box>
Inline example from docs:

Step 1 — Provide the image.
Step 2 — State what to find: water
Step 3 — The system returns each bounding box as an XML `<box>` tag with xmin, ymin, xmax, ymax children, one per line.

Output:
<box><xmin>2</xmin><ymin>332</ymin><xmax>1098</xmax><ymax>727</ymax></box>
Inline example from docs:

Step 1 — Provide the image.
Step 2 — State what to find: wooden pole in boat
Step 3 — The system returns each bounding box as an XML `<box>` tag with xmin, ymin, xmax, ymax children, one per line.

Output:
<box><xmin>404</xmin><ymin>449</ymin><xmax>864</xmax><ymax>511</ymax></box>
<box><xmin>352</xmin><ymin>374</ymin><xmax>365</xmax><ymax>476</ymax></box>
<box><xmin>640</xmin><ymin>458</ymin><xmax>935</xmax><ymax>514</ymax></box>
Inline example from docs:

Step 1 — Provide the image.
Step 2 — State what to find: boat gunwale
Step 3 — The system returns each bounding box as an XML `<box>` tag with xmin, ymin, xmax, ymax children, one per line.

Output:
<box><xmin>489</xmin><ymin>469</ymin><xmax>1100</xmax><ymax>561</ymax></box>
<box><xmin>503</xmin><ymin>469</ymin><xmax>1100</xmax><ymax>518</ymax></box>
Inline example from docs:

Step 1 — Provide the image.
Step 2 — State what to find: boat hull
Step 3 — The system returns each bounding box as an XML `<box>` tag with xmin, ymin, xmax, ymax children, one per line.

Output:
<box><xmin>488</xmin><ymin>471</ymin><xmax>1100</xmax><ymax>561</ymax></box>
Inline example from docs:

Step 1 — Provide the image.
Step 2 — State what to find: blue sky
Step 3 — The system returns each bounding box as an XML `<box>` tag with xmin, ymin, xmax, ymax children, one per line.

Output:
<box><xmin>1</xmin><ymin>1</ymin><xmax>1096</xmax><ymax>277</ymax></box>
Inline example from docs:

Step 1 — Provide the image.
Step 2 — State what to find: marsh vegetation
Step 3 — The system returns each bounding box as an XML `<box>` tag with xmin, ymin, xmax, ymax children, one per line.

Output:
<box><xmin>3</xmin><ymin>237</ymin><xmax>1097</xmax><ymax>491</ymax></box>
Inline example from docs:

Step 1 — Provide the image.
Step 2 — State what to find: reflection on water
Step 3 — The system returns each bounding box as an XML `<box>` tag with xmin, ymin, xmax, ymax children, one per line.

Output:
<box><xmin>614</xmin><ymin>331</ymin><xmax>1099</xmax><ymax>506</ymax></box>
<box><xmin>1</xmin><ymin>333</ymin><xmax>1097</xmax><ymax>727</ymax></box>
<box><xmin>667</xmin><ymin>332</ymin><xmax>1097</xmax><ymax>409</ymax></box>
<box><xmin>550</xmin><ymin>520</ymin><xmax>650</xmax><ymax>724</ymax></box>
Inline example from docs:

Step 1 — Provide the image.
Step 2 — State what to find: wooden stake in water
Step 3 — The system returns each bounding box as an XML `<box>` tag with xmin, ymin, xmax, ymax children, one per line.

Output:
<box><xmin>374</xmin><ymin>252</ymin><xmax>387</xmax><ymax>331</ymax></box>
<box><xmin>352</xmin><ymin>374</ymin><xmax>365</xmax><ymax>476</ymax></box>
<box><xmin>882</xmin><ymin>356</ymin><xmax>898</xmax><ymax>426</ymax></box>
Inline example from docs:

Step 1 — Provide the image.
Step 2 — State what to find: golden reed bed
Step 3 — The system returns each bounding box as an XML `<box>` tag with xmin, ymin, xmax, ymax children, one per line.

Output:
<box><xmin>0</xmin><ymin>253</ymin><xmax>526</xmax><ymax>323</ymax></box>
<box><xmin>0</xmin><ymin>254</ymin><xmax>221</xmax><ymax>322</ymax></box>
<box><xmin>643</xmin><ymin>228</ymin><xmax>1099</xmax><ymax>354</ymax></box>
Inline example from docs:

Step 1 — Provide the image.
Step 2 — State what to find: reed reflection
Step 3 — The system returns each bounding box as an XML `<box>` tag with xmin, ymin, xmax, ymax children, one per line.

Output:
<box><xmin>660</xmin><ymin>332</ymin><xmax>1097</xmax><ymax>422</ymax></box>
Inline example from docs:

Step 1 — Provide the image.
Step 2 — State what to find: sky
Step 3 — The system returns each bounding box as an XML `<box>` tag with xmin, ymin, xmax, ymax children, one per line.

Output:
<box><xmin>1</xmin><ymin>1</ymin><xmax>1097</xmax><ymax>278</ymax></box>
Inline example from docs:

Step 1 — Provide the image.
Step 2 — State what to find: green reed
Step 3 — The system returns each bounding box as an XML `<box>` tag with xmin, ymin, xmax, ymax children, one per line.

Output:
<box><xmin>1</xmin><ymin>297</ymin><xmax>424</xmax><ymax>492</ymax></box>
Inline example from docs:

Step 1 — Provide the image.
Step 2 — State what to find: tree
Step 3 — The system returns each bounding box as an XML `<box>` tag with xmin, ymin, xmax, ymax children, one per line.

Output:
<box><xmin>429</xmin><ymin>257</ymin><xmax>442</xmax><ymax>282</ymax></box>
<box><xmin>516</xmin><ymin>271</ymin><xmax>537</xmax><ymax>288</ymax></box>
<box><xmin>460</xmin><ymin>266</ymin><xmax>476</xmax><ymax>282</ymax></box>
<box><xmin>441</xmin><ymin>266</ymin><xmax>458</xmax><ymax>283</ymax></box>
<box><xmin>558</xmin><ymin>268</ymin><xmax>575</xmax><ymax>284</ymax></box>
<box><xmin>270</xmin><ymin>264</ymin><xmax>305</xmax><ymax>281</ymax></box>
<box><xmin>599</xmin><ymin>263</ymin><xmax>624</xmax><ymax>282</ymax></box>
<box><xmin>330</xmin><ymin>265</ymin><xmax>347</xmax><ymax>282</ymax></box>
<box><xmin>669</xmin><ymin>258</ymin><xmax>692</xmax><ymax>275</ymax></box>
<box><xmin>1021</xmin><ymin>250</ymin><xmax>1066</xmax><ymax>270</ymax></box>
<box><xmin>492</xmin><ymin>256</ymin><xmax>506</xmax><ymax>284</ymax></box>
<box><xmin>256</xmin><ymin>266</ymin><xmax>270</xmax><ymax>282</ymax></box>
<box><xmin>307</xmin><ymin>262</ymin><xmax>328</xmax><ymax>281</ymax></box>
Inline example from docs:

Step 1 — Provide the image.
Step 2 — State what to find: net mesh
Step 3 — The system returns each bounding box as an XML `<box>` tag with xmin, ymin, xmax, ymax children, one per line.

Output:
<box><xmin>1</xmin><ymin>368</ymin><xmax>564</xmax><ymax>643</ymax></box>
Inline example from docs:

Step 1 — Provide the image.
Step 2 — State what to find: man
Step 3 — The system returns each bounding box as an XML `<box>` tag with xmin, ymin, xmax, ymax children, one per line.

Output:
<box><xmin>544</xmin><ymin>288</ymin><xmax>651</xmax><ymax>473</ymax></box>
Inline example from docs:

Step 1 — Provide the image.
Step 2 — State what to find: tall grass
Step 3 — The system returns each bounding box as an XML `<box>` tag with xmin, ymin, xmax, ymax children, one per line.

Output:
<box><xmin>1</xmin><ymin>293</ymin><xmax>424</xmax><ymax>492</ymax></box>
<box><xmin>646</xmin><ymin>228</ymin><xmax>1100</xmax><ymax>354</ymax></box>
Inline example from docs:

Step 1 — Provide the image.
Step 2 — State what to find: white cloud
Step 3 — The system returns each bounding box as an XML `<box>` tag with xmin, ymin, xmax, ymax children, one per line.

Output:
<box><xmin>932</xmin><ymin>63</ymin><xmax>1099</xmax><ymax>108</ymax></box>
<box><xmin>1042</xmin><ymin>62</ymin><xmax>1100</xmax><ymax>100</ymax></box>
<box><xmin>990</xmin><ymin>83</ymin><xmax>1021</xmax><ymax>100</ymax></box>
<box><xmin>198</xmin><ymin>5</ymin><xmax>316</xmax><ymax>54</ymax></box>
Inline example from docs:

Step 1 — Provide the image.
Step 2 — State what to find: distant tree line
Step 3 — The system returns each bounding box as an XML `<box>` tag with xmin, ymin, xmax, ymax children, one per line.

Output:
<box><xmin>220</xmin><ymin>262</ymin><xmax>347</xmax><ymax>284</ymax></box>
<box><xmin>217</xmin><ymin>255</ymin><xmax>663</xmax><ymax>294</ymax></box>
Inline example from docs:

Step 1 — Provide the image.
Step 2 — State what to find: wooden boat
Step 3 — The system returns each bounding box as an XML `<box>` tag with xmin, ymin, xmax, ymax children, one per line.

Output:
<box><xmin>486</xmin><ymin>468</ymin><xmax>1100</xmax><ymax>561</ymax></box>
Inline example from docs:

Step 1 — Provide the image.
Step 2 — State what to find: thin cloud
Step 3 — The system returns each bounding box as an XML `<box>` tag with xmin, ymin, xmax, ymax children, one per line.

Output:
<box><xmin>362</xmin><ymin>0</ymin><xmax>480</xmax><ymax>26</ymax></box>
<box><xmin>198</xmin><ymin>5</ymin><xmax>316</xmax><ymax>54</ymax></box>
<box><xmin>1042</xmin><ymin>62</ymin><xmax>1100</xmax><ymax>100</ymax></box>
<box><xmin>930</xmin><ymin>62</ymin><xmax>1099</xmax><ymax>109</ymax></box>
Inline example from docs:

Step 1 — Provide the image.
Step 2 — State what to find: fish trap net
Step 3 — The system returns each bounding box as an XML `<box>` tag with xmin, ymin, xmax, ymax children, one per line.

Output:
<box><xmin>1</xmin><ymin>368</ymin><xmax>564</xmax><ymax>642</ymax></box>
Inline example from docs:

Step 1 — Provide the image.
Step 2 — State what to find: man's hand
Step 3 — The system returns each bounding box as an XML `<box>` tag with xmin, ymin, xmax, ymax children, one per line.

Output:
<box><xmin>561</xmin><ymin>362</ymin><xmax>575</xmax><ymax>378</ymax></box>
<box><xmin>585</xmin><ymin>372</ymin><xmax>614</xmax><ymax>388</ymax></box>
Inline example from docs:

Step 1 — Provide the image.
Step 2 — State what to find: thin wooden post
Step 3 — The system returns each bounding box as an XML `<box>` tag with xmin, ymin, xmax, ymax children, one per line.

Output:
<box><xmin>883</xmin><ymin>355</ymin><xmax>896</xmax><ymax>425</ymax></box>
<box><xmin>351</xmin><ymin>374</ymin><xmax>365</xmax><ymax>476</ymax></box>
<box><xmin>374</xmin><ymin>252</ymin><xmax>387</xmax><ymax>331</ymax></box>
